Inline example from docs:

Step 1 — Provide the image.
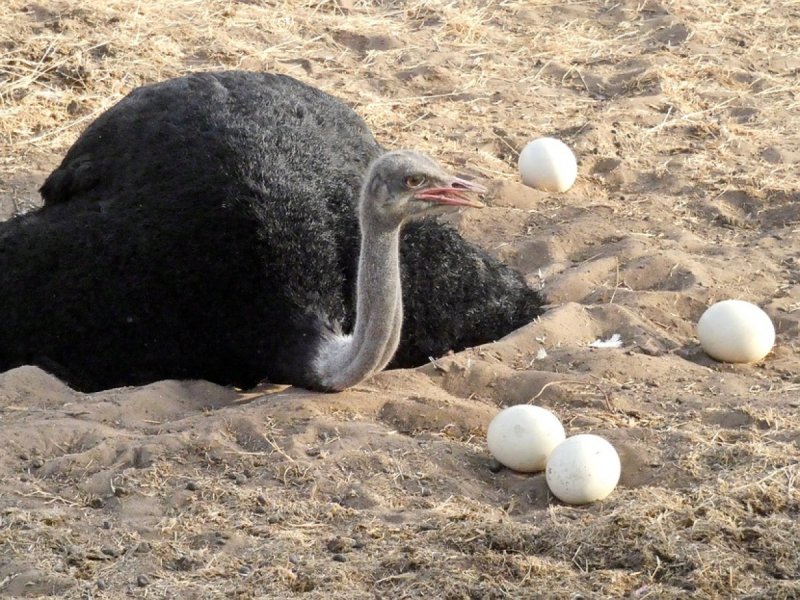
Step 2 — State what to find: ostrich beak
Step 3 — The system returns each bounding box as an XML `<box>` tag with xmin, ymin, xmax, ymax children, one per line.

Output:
<box><xmin>414</xmin><ymin>177</ymin><xmax>486</xmax><ymax>208</ymax></box>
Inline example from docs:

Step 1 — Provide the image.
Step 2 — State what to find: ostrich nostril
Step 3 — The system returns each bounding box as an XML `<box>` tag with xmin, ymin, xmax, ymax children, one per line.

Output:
<box><xmin>451</xmin><ymin>177</ymin><xmax>488</xmax><ymax>194</ymax></box>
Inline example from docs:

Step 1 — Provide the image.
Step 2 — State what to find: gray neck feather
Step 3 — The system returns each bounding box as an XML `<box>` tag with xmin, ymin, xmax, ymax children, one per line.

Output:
<box><xmin>312</xmin><ymin>219</ymin><xmax>403</xmax><ymax>391</ymax></box>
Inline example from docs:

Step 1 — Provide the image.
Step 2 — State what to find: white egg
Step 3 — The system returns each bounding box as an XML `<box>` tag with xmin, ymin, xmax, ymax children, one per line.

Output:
<box><xmin>697</xmin><ymin>299</ymin><xmax>775</xmax><ymax>363</ymax></box>
<box><xmin>487</xmin><ymin>405</ymin><xmax>565</xmax><ymax>472</ymax></box>
<box><xmin>545</xmin><ymin>434</ymin><xmax>621</xmax><ymax>505</ymax></box>
<box><xmin>518</xmin><ymin>137</ymin><xmax>578</xmax><ymax>193</ymax></box>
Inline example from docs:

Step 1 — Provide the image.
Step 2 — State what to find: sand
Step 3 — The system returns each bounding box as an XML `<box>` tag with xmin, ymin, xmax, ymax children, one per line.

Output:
<box><xmin>1</xmin><ymin>1</ymin><xmax>799</xmax><ymax>598</ymax></box>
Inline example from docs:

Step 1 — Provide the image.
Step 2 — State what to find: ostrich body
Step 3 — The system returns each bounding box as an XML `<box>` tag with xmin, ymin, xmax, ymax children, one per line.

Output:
<box><xmin>0</xmin><ymin>72</ymin><xmax>542</xmax><ymax>392</ymax></box>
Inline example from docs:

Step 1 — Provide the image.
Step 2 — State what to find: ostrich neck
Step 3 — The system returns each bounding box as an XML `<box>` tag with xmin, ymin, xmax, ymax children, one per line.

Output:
<box><xmin>312</xmin><ymin>219</ymin><xmax>403</xmax><ymax>391</ymax></box>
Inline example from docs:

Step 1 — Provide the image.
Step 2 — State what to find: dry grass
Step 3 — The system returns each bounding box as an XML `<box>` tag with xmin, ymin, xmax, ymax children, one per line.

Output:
<box><xmin>2</xmin><ymin>0</ymin><xmax>800</xmax><ymax>598</ymax></box>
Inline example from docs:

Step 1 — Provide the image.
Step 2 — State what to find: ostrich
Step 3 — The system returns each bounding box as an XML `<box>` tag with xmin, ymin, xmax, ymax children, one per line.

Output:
<box><xmin>0</xmin><ymin>71</ymin><xmax>543</xmax><ymax>392</ymax></box>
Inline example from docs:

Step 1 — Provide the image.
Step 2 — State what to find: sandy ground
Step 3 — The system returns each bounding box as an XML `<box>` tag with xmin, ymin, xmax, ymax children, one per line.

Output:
<box><xmin>1</xmin><ymin>1</ymin><xmax>799</xmax><ymax>598</ymax></box>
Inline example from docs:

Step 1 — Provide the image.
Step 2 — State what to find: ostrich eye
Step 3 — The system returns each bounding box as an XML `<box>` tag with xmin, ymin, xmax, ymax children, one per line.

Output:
<box><xmin>404</xmin><ymin>174</ymin><xmax>426</xmax><ymax>189</ymax></box>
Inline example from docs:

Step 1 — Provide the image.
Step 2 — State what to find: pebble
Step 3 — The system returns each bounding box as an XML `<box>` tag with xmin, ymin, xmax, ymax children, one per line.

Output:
<box><xmin>135</xmin><ymin>542</ymin><xmax>152</xmax><ymax>554</ymax></box>
<box><xmin>31</xmin><ymin>458</ymin><xmax>44</xmax><ymax>469</ymax></box>
<box><xmin>136</xmin><ymin>574</ymin><xmax>149</xmax><ymax>587</ymax></box>
<box><xmin>133</xmin><ymin>446</ymin><xmax>155</xmax><ymax>468</ymax></box>
<box><xmin>487</xmin><ymin>459</ymin><xmax>503</xmax><ymax>474</ymax></box>
<box><xmin>238</xmin><ymin>565</ymin><xmax>252</xmax><ymax>575</ymax></box>
<box><xmin>332</xmin><ymin>554</ymin><xmax>347</xmax><ymax>563</ymax></box>
<box><xmin>326</xmin><ymin>538</ymin><xmax>348</xmax><ymax>553</ymax></box>
<box><xmin>174</xmin><ymin>555</ymin><xmax>199</xmax><ymax>571</ymax></box>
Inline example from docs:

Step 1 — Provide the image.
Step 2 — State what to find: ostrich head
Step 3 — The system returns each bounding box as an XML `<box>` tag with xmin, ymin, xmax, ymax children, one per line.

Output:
<box><xmin>360</xmin><ymin>150</ymin><xmax>486</xmax><ymax>229</ymax></box>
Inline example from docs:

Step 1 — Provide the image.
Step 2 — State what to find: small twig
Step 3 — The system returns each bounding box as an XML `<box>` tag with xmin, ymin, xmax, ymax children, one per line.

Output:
<box><xmin>529</xmin><ymin>379</ymin><xmax>592</xmax><ymax>403</ymax></box>
<box><xmin>374</xmin><ymin>573</ymin><xmax>416</xmax><ymax>585</ymax></box>
<box><xmin>15</xmin><ymin>488</ymin><xmax>82</xmax><ymax>507</ymax></box>
<box><xmin>609</xmin><ymin>258</ymin><xmax>621</xmax><ymax>304</ymax></box>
